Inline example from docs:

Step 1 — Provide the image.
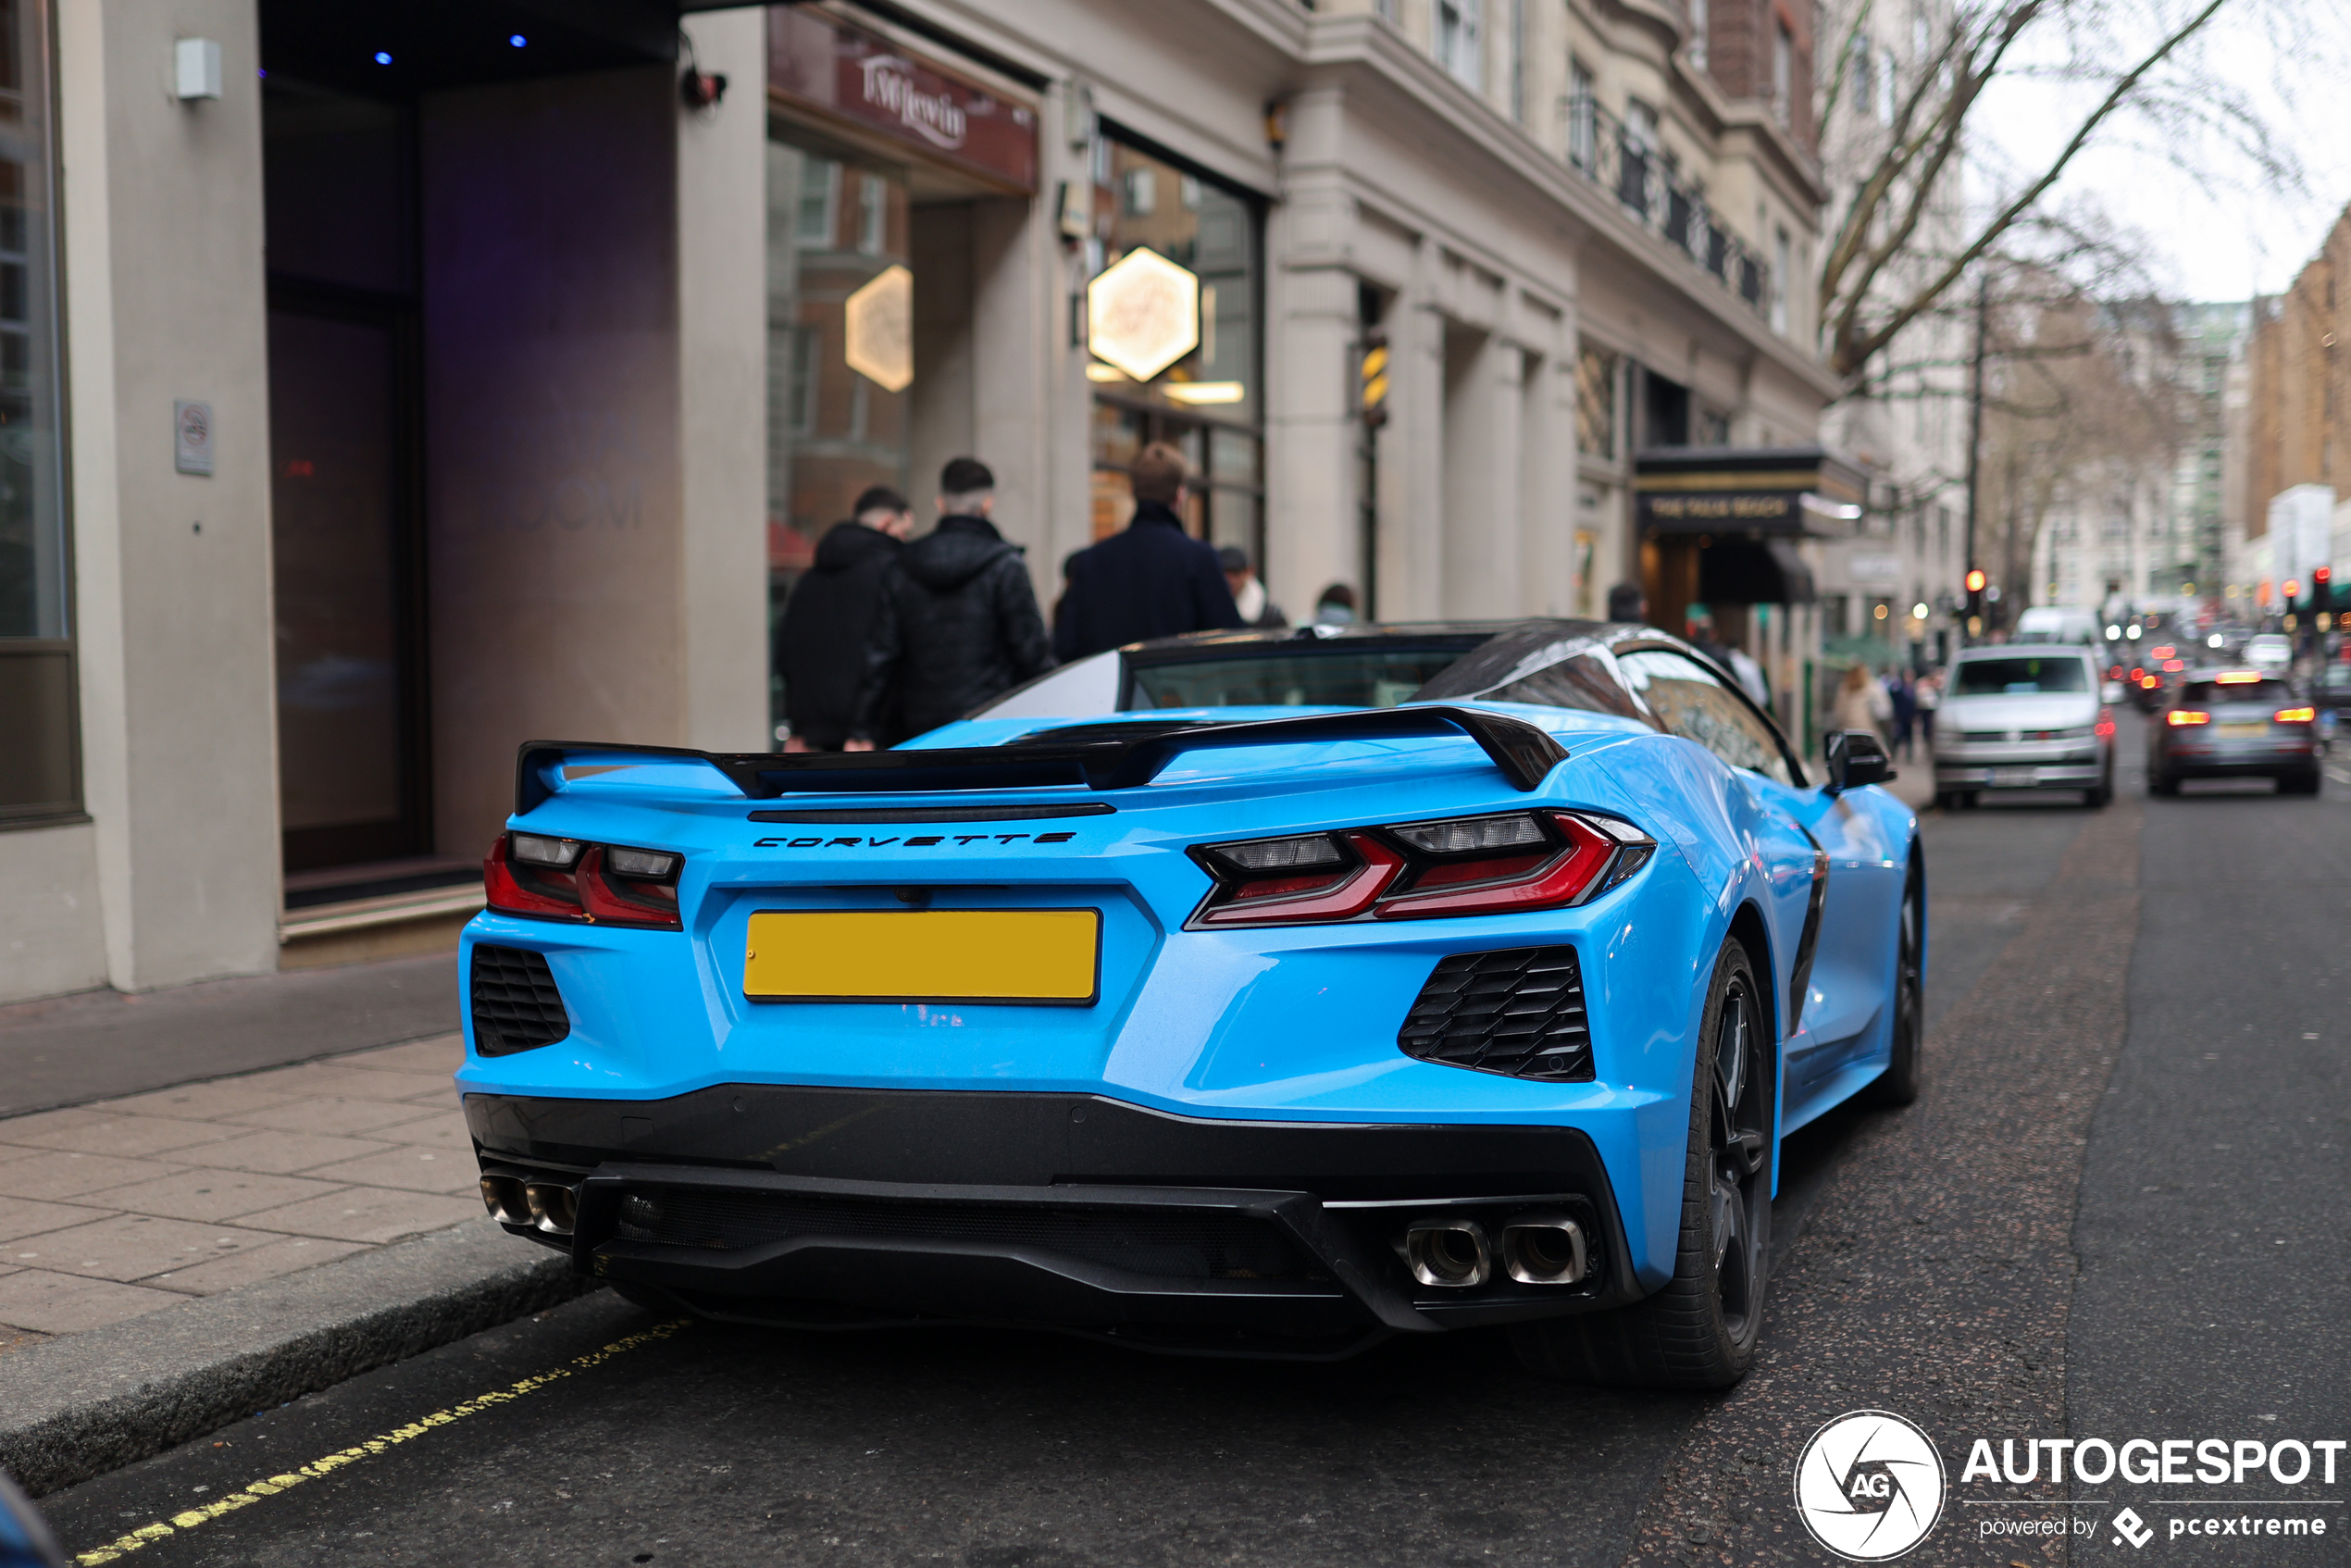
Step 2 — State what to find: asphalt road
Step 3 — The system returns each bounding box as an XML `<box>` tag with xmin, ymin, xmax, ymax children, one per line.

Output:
<box><xmin>36</xmin><ymin>716</ymin><xmax>2350</xmax><ymax>1566</ymax></box>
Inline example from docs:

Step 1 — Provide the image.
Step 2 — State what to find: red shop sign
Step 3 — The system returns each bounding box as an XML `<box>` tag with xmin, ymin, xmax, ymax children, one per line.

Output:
<box><xmin>768</xmin><ymin>10</ymin><xmax>1038</xmax><ymax>193</ymax></box>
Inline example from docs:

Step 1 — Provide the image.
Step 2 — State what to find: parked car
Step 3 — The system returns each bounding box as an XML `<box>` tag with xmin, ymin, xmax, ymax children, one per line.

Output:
<box><xmin>458</xmin><ymin>620</ymin><xmax>1923</xmax><ymax>1388</ymax></box>
<box><xmin>2244</xmin><ymin>634</ymin><xmax>2295</xmax><ymax>672</ymax></box>
<box><xmin>1933</xmin><ymin>645</ymin><xmax>2114</xmax><ymax>808</ymax></box>
<box><xmin>2148</xmin><ymin>669</ymin><xmax>2322</xmax><ymax>795</ymax></box>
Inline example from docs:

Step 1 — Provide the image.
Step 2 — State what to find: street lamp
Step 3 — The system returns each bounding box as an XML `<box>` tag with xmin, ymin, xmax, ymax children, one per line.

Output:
<box><xmin>2105</xmin><ymin>624</ymin><xmax>2122</xmax><ymax>641</ymax></box>
<box><xmin>2125</xmin><ymin>624</ymin><xmax>2142</xmax><ymax>641</ymax></box>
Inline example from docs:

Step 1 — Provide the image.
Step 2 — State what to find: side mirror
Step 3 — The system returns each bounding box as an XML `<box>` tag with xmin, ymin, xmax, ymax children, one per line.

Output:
<box><xmin>2101</xmin><ymin>680</ymin><xmax>2126</xmax><ymax>704</ymax></box>
<box><xmin>1823</xmin><ymin>729</ymin><xmax>1897</xmax><ymax>794</ymax></box>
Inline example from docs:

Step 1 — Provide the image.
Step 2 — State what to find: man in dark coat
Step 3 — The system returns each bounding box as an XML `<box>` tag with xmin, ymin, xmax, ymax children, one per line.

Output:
<box><xmin>775</xmin><ymin>485</ymin><xmax>912</xmax><ymax>751</ymax></box>
<box><xmin>848</xmin><ymin>457</ymin><xmax>1054</xmax><ymax>746</ymax></box>
<box><xmin>1052</xmin><ymin>442</ymin><xmax>1244</xmax><ymax>661</ymax></box>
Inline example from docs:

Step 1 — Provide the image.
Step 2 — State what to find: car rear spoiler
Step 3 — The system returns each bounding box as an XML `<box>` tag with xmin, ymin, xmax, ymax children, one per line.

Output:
<box><xmin>515</xmin><ymin>706</ymin><xmax>1568</xmax><ymax>815</ymax></box>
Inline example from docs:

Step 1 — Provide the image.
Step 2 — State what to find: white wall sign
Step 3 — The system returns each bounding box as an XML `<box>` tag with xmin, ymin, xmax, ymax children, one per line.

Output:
<box><xmin>174</xmin><ymin>399</ymin><xmax>214</xmax><ymax>476</ymax></box>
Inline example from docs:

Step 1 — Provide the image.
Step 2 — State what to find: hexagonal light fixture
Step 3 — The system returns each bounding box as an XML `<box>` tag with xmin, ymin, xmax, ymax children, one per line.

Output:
<box><xmin>1087</xmin><ymin>247</ymin><xmax>1200</xmax><ymax>382</ymax></box>
<box><xmin>844</xmin><ymin>265</ymin><xmax>914</xmax><ymax>392</ymax></box>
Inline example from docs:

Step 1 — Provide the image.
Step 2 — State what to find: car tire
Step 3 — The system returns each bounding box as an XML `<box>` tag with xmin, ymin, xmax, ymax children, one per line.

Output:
<box><xmin>1861</xmin><ymin>854</ymin><xmax>1925</xmax><ymax>1108</ymax></box>
<box><xmin>2149</xmin><ymin>771</ymin><xmax>2177</xmax><ymax>797</ymax></box>
<box><xmin>1510</xmin><ymin>939</ymin><xmax>1771</xmax><ymax>1389</ymax></box>
<box><xmin>2281</xmin><ymin>770</ymin><xmax>2322</xmax><ymax>796</ymax></box>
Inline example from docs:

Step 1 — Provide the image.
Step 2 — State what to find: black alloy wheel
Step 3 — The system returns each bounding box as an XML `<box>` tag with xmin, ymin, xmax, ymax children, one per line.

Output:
<box><xmin>1705</xmin><ymin>963</ymin><xmax>1772</xmax><ymax>1342</ymax></box>
<box><xmin>1863</xmin><ymin>859</ymin><xmax>1924</xmax><ymax>1107</ymax></box>
<box><xmin>1511</xmin><ymin>940</ymin><xmax>1771</xmax><ymax>1388</ymax></box>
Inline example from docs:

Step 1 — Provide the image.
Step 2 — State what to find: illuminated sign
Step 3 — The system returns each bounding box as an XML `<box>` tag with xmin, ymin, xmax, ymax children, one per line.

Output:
<box><xmin>1087</xmin><ymin>248</ymin><xmax>1200</xmax><ymax>382</ymax></box>
<box><xmin>844</xmin><ymin>265</ymin><xmax>914</xmax><ymax>392</ymax></box>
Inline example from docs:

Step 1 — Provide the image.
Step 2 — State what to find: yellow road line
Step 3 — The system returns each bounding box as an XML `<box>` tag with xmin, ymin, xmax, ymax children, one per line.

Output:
<box><xmin>75</xmin><ymin>1318</ymin><xmax>690</xmax><ymax>1564</ymax></box>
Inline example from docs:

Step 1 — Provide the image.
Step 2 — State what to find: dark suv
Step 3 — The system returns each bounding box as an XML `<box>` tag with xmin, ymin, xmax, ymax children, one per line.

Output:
<box><xmin>2147</xmin><ymin>671</ymin><xmax>2321</xmax><ymax>796</ymax></box>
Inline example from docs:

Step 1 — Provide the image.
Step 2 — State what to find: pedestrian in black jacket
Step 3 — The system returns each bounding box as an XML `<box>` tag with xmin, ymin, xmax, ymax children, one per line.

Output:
<box><xmin>1052</xmin><ymin>442</ymin><xmax>1244</xmax><ymax>661</ymax></box>
<box><xmin>775</xmin><ymin>486</ymin><xmax>912</xmax><ymax>750</ymax></box>
<box><xmin>848</xmin><ymin>457</ymin><xmax>1053</xmax><ymax>746</ymax></box>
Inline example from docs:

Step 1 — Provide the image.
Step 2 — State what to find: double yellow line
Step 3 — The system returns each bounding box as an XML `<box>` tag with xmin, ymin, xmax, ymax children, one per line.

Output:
<box><xmin>76</xmin><ymin>1319</ymin><xmax>690</xmax><ymax>1564</ymax></box>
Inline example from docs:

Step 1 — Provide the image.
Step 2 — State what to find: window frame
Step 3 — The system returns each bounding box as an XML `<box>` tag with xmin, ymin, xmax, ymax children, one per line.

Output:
<box><xmin>1612</xmin><ymin>640</ymin><xmax>1810</xmax><ymax>786</ymax></box>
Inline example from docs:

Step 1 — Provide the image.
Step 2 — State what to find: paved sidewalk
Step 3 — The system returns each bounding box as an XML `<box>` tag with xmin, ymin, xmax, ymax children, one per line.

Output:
<box><xmin>0</xmin><ymin>1034</ymin><xmax>474</xmax><ymax>1350</ymax></box>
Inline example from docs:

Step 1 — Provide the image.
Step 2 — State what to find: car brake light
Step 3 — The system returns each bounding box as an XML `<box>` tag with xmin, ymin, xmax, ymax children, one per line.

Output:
<box><xmin>2167</xmin><ymin>710</ymin><xmax>2209</xmax><ymax>727</ymax></box>
<box><xmin>485</xmin><ymin>834</ymin><xmax>684</xmax><ymax>928</ymax></box>
<box><xmin>2162</xmin><ymin>659</ymin><xmax>2184</xmax><ymax>672</ymax></box>
<box><xmin>2215</xmin><ymin>671</ymin><xmax>2262</xmax><ymax>685</ymax></box>
<box><xmin>2275</xmin><ymin>706</ymin><xmax>2317</xmax><ymax>724</ymax></box>
<box><xmin>2095</xmin><ymin>710</ymin><xmax>2115</xmax><ymax>738</ymax></box>
<box><xmin>1188</xmin><ymin>812</ymin><xmax>1653</xmax><ymax>928</ymax></box>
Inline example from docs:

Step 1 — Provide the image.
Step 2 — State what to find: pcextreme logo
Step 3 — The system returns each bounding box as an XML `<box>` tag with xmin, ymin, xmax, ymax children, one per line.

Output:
<box><xmin>1794</xmin><ymin>1410</ymin><xmax>1948</xmax><ymax>1562</ymax></box>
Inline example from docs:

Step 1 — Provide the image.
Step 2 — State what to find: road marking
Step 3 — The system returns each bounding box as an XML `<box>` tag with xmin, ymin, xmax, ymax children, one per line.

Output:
<box><xmin>74</xmin><ymin>1318</ymin><xmax>690</xmax><ymax>1564</ymax></box>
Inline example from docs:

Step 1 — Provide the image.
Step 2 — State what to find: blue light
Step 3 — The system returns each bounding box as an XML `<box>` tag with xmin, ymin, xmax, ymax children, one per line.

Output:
<box><xmin>373</xmin><ymin>51</ymin><xmax>392</xmax><ymax>65</ymax></box>
<box><xmin>509</xmin><ymin>34</ymin><xmax>527</xmax><ymax>47</ymax></box>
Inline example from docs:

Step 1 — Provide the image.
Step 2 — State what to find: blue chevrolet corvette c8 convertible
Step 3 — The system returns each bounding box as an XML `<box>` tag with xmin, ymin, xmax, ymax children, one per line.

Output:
<box><xmin>460</xmin><ymin>619</ymin><xmax>1922</xmax><ymax>1387</ymax></box>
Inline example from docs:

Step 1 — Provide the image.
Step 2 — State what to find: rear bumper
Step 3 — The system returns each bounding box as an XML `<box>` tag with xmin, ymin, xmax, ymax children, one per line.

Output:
<box><xmin>466</xmin><ymin>1086</ymin><xmax>1643</xmax><ymax>1355</ymax></box>
<box><xmin>2155</xmin><ymin>742</ymin><xmax>2318</xmax><ymax>778</ymax></box>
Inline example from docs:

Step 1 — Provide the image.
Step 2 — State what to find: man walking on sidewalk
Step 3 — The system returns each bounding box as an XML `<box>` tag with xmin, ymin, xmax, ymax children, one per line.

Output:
<box><xmin>1052</xmin><ymin>442</ymin><xmax>1243</xmax><ymax>661</ymax></box>
<box><xmin>775</xmin><ymin>485</ymin><xmax>913</xmax><ymax>751</ymax></box>
<box><xmin>848</xmin><ymin>457</ymin><xmax>1053</xmax><ymax>748</ymax></box>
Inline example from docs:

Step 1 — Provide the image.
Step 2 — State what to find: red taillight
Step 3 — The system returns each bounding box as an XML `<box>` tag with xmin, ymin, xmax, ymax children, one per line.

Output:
<box><xmin>1191</xmin><ymin>833</ymin><xmax>1403</xmax><ymax>927</ymax></box>
<box><xmin>2096</xmin><ymin>709</ymin><xmax>2116</xmax><ymax>738</ymax></box>
<box><xmin>2130</xmin><ymin>667</ymin><xmax>2146</xmax><ymax>681</ymax></box>
<box><xmin>2168</xmin><ymin>710</ymin><xmax>2209</xmax><ymax>727</ymax></box>
<box><xmin>484</xmin><ymin>835</ymin><xmax>683</xmax><ymax>928</ymax></box>
<box><xmin>2140</xmin><ymin>675</ymin><xmax>2159</xmax><ymax>689</ymax></box>
<box><xmin>2275</xmin><ymin>706</ymin><xmax>2317</xmax><ymax>724</ymax></box>
<box><xmin>2163</xmin><ymin>659</ymin><xmax>2184</xmax><ymax>672</ymax></box>
<box><xmin>1188</xmin><ymin>812</ymin><xmax>1652</xmax><ymax>928</ymax></box>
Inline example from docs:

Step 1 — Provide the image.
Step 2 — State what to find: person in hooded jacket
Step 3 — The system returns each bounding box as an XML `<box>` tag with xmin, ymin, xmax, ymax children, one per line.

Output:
<box><xmin>847</xmin><ymin>457</ymin><xmax>1053</xmax><ymax>747</ymax></box>
<box><xmin>775</xmin><ymin>485</ymin><xmax>913</xmax><ymax>751</ymax></box>
<box><xmin>1051</xmin><ymin>442</ymin><xmax>1244</xmax><ymax>661</ymax></box>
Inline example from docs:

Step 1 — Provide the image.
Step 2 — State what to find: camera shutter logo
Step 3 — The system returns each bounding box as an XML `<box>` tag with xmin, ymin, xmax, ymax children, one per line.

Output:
<box><xmin>1793</xmin><ymin>1410</ymin><xmax>1947</xmax><ymax>1561</ymax></box>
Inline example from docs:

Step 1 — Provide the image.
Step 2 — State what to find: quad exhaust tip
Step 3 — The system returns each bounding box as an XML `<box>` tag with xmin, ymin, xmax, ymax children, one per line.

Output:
<box><xmin>1405</xmin><ymin>1218</ymin><xmax>1491</xmax><ymax>1288</ymax></box>
<box><xmin>524</xmin><ymin>1180</ymin><xmax>579</xmax><ymax>1236</ymax></box>
<box><xmin>1500</xmin><ymin>1213</ymin><xmax>1586</xmax><ymax>1286</ymax></box>
<box><xmin>479</xmin><ymin>1174</ymin><xmax>529</xmax><ymax>1226</ymax></box>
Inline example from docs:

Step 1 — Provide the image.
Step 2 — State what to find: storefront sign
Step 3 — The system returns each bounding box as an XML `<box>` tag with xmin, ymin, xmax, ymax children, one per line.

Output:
<box><xmin>1087</xmin><ymin>248</ymin><xmax>1199</xmax><ymax>382</ymax></box>
<box><xmin>769</xmin><ymin>11</ymin><xmax>1037</xmax><ymax>193</ymax></box>
<box><xmin>1636</xmin><ymin>491</ymin><xmax>1798</xmax><ymax>526</ymax></box>
<box><xmin>844</xmin><ymin>265</ymin><xmax>914</xmax><ymax>392</ymax></box>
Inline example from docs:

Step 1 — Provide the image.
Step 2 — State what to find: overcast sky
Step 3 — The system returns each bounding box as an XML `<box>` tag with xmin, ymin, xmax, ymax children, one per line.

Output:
<box><xmin>1969</xmin><ymin>0</ymin><xmax>2351</xmax><ymax>304</ymax></box>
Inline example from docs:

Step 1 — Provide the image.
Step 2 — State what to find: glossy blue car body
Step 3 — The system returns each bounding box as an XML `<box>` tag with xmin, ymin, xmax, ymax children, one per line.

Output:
<box><xmin>457</xmin><ymin>624</ymin><xmax>1920</xmax><ymax>1353</ymax></box>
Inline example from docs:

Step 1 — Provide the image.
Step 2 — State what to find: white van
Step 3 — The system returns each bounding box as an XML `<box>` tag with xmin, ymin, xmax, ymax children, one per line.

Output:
<box><xmin>2011</xmin><ymin>606</ymin><xmax>2100</xmax><ymax>645</ymax></box>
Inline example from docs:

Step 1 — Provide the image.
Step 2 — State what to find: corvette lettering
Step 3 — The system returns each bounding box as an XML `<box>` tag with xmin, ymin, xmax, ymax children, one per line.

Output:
<box><xmin>752</xmin><ymin>831</ymin><xmax>1079</xmax><ymax>849</ymax></box>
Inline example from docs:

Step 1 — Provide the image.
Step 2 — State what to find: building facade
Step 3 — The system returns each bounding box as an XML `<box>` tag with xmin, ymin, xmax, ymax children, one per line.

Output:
<box><xmin>1810</xmin><ymin>0</ymin><xmax>1966</xmax><ymax>669</ymax></box>
<box><xmin>2240</xmin><ymin>206</ymin><xmax>2351</xmax><ymax>618</ymax></box>
<box><xmin>2</xmin><ymin>0</ymin><xmax>1835</xmax><ymax>1008</ymax></box>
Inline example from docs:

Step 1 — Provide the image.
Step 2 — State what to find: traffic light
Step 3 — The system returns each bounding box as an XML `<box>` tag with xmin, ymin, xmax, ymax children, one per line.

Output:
<box><xmin>1964</xmin><ymin>567</ymin><xmax>1986</xmax><ymax>621</ymax></box>
<box><xmin>1359</xmin><ymin>331</ymin><xmax>1389</xmax><ymax>429</ymax></box>
<box><xmin>2316</xmin><ymin>566</ymin><xmax>2332</xmax><ymax>613</ymax></box>
<box><xmin>2283</xmin><ymin>578</ymin><xmax>2301</xmax><ymax>604</ymax></box>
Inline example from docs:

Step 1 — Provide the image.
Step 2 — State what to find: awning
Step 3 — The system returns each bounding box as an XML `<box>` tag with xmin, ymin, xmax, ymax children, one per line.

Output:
<box><xmin>1697</xmin><ymin>537</ymin><xmax>1816</xmax><ymax>605</ymax></box>
<box><xmin>1632</xmin><ymin>446</ymin><xmax>1868</xmax><ymax>539</ymax></box>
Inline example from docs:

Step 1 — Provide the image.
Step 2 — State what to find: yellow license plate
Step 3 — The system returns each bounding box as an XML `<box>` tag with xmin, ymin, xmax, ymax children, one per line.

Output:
<box><xmin>2218</xmin><ymin>723</ymin><xmax>2268</xmax><ymax>738</ymax></box>
<box><xmin>742</xmin><ymin>910</ymin><xmax>1101</xmax><ymax>1003</ymax></box>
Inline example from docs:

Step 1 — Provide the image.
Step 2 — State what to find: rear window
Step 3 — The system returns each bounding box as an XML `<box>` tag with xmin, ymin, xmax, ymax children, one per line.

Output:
<box><xmin>2320</xmin><ymin>665</ymin><xmax>2351</xmax><ymax>690</ymax></box>
<box><xmin>1951</xmin><ymin>656</ymin><xmax>2090</xmax><ymax>696</ymax></box>
<box><xmin>1125</xmin><ymin>647</ymin><xmax>1472</xmax><ymax>710</ymax></box>
<box><xmin>2182</xmin><ymin>677</ymin><xmax>2294</xmax><ymax>704</ymax></box>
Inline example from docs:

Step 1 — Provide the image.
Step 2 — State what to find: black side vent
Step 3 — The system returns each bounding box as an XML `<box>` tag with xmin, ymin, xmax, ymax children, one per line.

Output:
<box><xmin>471</xmin><ymin>945</ymin><xmax>571</xmax><ymax>1057</ymax></box>
<box><xmin>1398</xmin><ymin>946</ymin><xmax>1593</xmax><ymax>1081</ymax></box>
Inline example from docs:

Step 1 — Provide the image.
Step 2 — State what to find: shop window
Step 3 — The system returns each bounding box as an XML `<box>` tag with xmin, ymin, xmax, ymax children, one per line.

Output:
<box><xmin>1574</xmin><ymin>344</ymin><xmax>1618</xmax><ymax>458</ymax></box>
<box><xmin>1086</xmin><ymin>135</ymin><xmax>1264</xmax><ymax>569</ymax></box>
<box><xmin>765</xmin><ymin>138</ymin><xmax>913</xmax><ymax>736</ymax></box>
<box><xmin>1436</xmin><ymin>0</ymin><xmax>1484</xmax><ymax>92</ymax></box>
<box><xmin>0</xmin><ymin>0</ymin><xmax>71</xmax><ymax>825</ymax></box>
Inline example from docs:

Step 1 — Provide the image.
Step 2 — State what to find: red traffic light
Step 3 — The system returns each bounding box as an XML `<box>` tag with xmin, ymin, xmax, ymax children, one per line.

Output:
<box><xmin>1964</xmin><ymin>568</ymin><xmax>1987</xmax><ymax>593</ymax></box>
<box><xmin>2319</xmin><ymin>567</ymin><xmax>2333</xmax><ymax>586</ymax></box>
<box><xmin>2284</xmin><ymin>579</ymin><xmax>2301</xmax><ymax>600</ymax></box>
